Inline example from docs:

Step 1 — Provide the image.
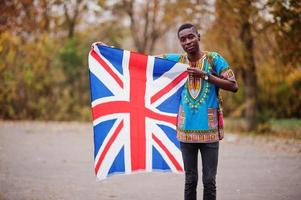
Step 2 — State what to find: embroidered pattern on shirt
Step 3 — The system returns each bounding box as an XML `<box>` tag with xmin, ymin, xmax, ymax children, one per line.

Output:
<box><xmin>187</xmin><ymin>55</ymin><xmax>205</xmax><ymax>99</ymax></box>
<box><xmin>221</xmin><ymin>69</ymin><xmax>236</xmax><ymax>82</ymax></box>
<box><xmin>208</xmin><ymin>108</ymin><xmax>218</xmax><ymax>129</ymax></box>
<box><xmin>179</xmin><ymin>54</ymin><xmax>212</xmax><ymax>111</ymax></box>
<box><xmin>176</xmin><ymin>128</ymin><xmax>220</xmax><ymax>143</ymax></box>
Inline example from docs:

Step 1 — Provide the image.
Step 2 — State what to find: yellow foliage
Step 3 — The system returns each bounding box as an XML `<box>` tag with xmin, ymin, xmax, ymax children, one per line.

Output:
<box><xmin>287</xmin><ymin>69</ymin><xmax>301</xmax><ymax>85</ymax></box>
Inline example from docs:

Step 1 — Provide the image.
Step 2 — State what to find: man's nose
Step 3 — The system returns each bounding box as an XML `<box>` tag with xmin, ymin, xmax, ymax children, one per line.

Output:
<box><xmin>184</xmin><ymin>38</ymin><xmax>192</xmax><ymax>45</ymax></box>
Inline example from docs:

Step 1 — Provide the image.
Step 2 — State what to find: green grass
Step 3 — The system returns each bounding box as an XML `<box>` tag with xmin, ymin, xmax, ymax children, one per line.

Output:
<box><xmin>270</xmin><ymin>118</ymin><xmax>301</xmax><ymax>130</ymax></box>
<box><xmin>224</xmin><ymin>118</ymin><xmax>301</xmax><ymax>140</ymax></box>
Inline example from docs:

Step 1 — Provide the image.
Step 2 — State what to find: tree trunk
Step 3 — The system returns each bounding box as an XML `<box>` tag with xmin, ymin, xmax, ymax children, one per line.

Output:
<box><xmin>240</xmin><ymin>20</ymin><xmax>258</xmax><ymax>131</ymax></box>
<box><xmin>63</xmin><ymin>0</ymin><xmax>82</xmax><ymax>39</ymax></box>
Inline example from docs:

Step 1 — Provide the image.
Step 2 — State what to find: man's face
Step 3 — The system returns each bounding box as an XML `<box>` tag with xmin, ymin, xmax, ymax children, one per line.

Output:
<box><xmin>178</xmin><ymin>27</ymin><xmax>200</xmax><ymax>54</ymax></box>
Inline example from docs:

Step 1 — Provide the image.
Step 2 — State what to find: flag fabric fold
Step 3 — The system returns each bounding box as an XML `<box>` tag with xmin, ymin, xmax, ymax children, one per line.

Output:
<box><xmin>88</xmin><ymin>44</ymin><xmax>188</xmax><ymax>180</ymax></box>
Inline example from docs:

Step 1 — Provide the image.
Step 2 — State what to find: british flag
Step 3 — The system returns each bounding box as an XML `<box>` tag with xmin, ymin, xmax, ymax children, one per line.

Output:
<box><xmin>88</xmin><ymin>44</ymin><xmax>187</xmax><ymax>180</ymax></box>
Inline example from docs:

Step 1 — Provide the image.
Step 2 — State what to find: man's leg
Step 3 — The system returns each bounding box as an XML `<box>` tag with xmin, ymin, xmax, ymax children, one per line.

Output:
<box><xmin>180</xmin><ymin>142</ymin><xmax>199</xmax><ymax>200</ymax></box>
<box><xmin>200</xmin><ymin>142</ymin><xmax>219</xmax><ymax>200</ymax></box>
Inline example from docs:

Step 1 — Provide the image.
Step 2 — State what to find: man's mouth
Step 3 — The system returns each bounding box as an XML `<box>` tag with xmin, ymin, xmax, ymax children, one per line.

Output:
<box><xmin>186</xmin><ymin>46</ymin><xmax>195</xmax><ymax>51</ymax></box>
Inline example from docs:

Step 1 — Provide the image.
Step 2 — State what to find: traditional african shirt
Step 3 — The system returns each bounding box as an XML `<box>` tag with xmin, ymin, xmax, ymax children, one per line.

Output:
<box><xmin>163</xmin><ymin>52</ymin><xmax>236</xmax><ymax>143</ymax></box>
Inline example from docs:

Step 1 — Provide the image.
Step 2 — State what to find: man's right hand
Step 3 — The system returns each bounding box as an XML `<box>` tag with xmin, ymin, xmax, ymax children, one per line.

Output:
<box><xmin>91</xmin><ymin>41</ymin><xmax>108</xmax><ymax>49</ymax></box>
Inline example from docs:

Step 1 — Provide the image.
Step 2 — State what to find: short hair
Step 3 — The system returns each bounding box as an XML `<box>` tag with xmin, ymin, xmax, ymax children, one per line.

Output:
<box><xmin>177</xmin><ymin>23</ymin><xmax>198</xmax><ymax>37</ymax></box>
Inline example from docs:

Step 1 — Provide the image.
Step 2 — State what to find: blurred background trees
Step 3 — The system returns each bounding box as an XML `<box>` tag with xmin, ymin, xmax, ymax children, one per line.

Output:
<box><xmin>0</xmin><ymin>0</ymin><xmax>300</xmax><ymax>132</ymax></box>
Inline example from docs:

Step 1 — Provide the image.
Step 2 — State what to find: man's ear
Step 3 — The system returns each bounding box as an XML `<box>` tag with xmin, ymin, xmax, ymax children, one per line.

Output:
<box><xmin>198</xmin><ymin>33</ymin><xmax>201</xmax><ymax>41</ymax></box>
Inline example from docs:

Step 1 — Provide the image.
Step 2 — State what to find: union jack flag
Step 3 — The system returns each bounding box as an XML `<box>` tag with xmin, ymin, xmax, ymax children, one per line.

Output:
<box><xmin>88</xmin><ymin>44</ymin><xmax>187</xmax><ymax>180</ymax></box>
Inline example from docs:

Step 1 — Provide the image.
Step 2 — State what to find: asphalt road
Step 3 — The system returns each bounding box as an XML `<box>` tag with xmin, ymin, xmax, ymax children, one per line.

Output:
<box><xmin>0</xmin><ymin>121</ymin><xmax>300</xmax><ymax>200</ymax></box>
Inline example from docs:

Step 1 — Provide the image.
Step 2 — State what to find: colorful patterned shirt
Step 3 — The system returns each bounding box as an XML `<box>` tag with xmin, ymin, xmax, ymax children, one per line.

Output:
<box><xmin>163</xmin><ymin>52</ymin><xmax>236</xmax><ymax>143</ymax></box>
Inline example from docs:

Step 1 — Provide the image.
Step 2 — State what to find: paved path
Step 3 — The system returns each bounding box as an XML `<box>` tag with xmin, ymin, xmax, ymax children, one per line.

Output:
<box><xmin>0</xmin><ymin>122</ymin><xmax>300</xmax><ymax>200</ymax></box>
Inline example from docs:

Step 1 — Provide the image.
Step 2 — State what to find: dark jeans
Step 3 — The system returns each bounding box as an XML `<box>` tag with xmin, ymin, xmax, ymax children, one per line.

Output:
<box><xmin>180</xmin><ymin>142</ymin><xmax>219</xmax><ymax>200</ymax></box>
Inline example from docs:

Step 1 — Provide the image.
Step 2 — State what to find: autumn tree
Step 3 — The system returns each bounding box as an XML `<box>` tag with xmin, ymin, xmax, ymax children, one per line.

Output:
<box><xmin>203</xmin><ymin>0</ymin><xmax>301</xmax><ymax>131</ymax></box>
<box><xmin>102</xmin><ymin>0</ymin><xmax>212</xmax><ymax>54</ymax></box>
<box><xmin>268</xmin><ymin>0</ymin><xmax>301</xmax><ymax>66</ymax></box>
<box><xmin>202</xmin><ymin>0</ymin><xmax>258</xmax><ymax>131</ymax></box>
<box><xmin>62</xmin><ymin>0</ymin><xmax>87</xmax><ymax>38</ymax></box>
<box><xmin>0</xmin><ymin>0</ymin><xmax>54</xmax><ymax>37</ymax></box>
<box><xmin>1</xmin><ymin>0</ymin><xmax>299</xmax><ymax>122</ymax></box>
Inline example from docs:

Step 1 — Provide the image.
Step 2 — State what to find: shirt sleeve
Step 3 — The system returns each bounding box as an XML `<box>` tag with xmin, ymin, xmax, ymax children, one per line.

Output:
<box><xmin>161</xmin><ymin>53</ymin><xmax>181</xmax><ymax>62</ymax></box>
<box><xmin>210</xmin><ymin>52</ymin><xmax>236</xmax><ymax>82</ymax></box>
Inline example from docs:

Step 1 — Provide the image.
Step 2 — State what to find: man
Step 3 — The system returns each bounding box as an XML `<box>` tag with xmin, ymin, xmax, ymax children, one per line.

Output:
<box><xmin>92</xmin><ymin>23</ymin><xmax>238</xmax><ymax>200</ymax></box>
<box><xmin>162</xmin><ymin>23</ymin><xmax>238</xmax><ymax>200</ymax></box>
